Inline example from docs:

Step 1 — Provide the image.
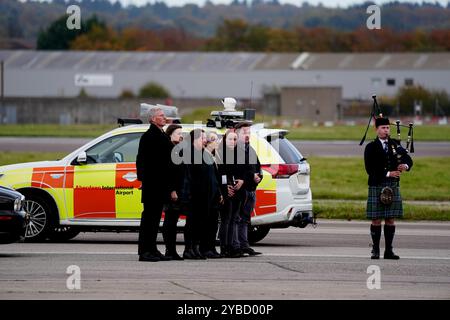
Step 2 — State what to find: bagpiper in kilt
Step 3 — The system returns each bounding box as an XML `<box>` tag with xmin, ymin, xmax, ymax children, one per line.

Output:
<box><xmin>364</xmin><ymin>117</ymin><xmax>413</xmax><ymax>260</ymax></box>
<box><xmin>366</xmin><ymin>180</ymin><xmax>403</xmax><ymax>219</ymax></box>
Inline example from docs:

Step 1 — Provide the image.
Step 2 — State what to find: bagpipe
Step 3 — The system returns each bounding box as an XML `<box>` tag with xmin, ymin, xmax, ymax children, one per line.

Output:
<box><xmin>360</xmin><ymin>94</ymin><xmax>415</xmax><ymax>154</ymax></box>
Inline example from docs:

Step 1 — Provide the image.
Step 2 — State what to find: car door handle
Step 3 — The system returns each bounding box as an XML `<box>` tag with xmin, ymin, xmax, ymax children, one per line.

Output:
<box><xmin>122</xmin><ymin>172</ymin><xmax>137</xmax><ymax>182</ymax></box>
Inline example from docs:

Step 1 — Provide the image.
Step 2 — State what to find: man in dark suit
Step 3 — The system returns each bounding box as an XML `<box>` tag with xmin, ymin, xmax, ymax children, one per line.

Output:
<box><xmin>233</xmin><ymin>122</ymin><xmax>263</xmax><ymax>257</ymax></box>
<box><xmin>364</xmin><ymin>117</ymin><xmax>413</xmax><ymax>260</ymax></box>
<box><xmin>136</xmin><ymin>107</ymin><xmax>174</xmax><ymax>262</ymax></box>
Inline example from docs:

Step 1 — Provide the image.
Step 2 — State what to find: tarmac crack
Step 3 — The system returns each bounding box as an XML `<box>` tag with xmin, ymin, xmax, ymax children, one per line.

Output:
<box><xmin>268</xmin><ymin>261</ymin><xmax>305</xmax><ymax>274</ymax></box>
<box><xmin>168</xmin><ymin>280</ymin><xmax>217</xmax><ymax>300</ymax></box>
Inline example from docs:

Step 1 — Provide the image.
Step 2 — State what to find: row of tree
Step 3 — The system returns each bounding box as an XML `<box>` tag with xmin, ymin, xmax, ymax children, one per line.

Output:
<box><xmin>204</xmin><ymin>20</ymin><xmax>450</xmax><ymax>52</ymax></box>
<box><xmin>37</xmin><ymin>14</ymin><xmax>204</xmax><ymax>51</ymax></box>
<box><xmin>2</xmin><ymin>0</ymin><xmax>450</xmax><ymax>44</ymax></box>
<box><xmin>37</xmin><ymin>15</ymin><xmax>450</xmax><ymax>52</ymax></box>
<box><xmin>384</xmin><ymin>86</ymin><xmax>450</xmax><ymax>116</ymax></box>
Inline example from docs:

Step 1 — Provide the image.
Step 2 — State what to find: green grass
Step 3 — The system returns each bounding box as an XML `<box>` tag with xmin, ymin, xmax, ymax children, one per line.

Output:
<box><xmin>310</xmin><ymin>157</ymin><xmax>450</xmax><ymax>201</ymax></box>
<box><xmin>314</xmin><ymin>200</ymin><xmax>450</xmax><ymax>221</ymax></box>
<box><xmin>285</xmin><ymin>124</ymin><xmax>450</xmax><ymax>141</ymax></box>
<box><xmin>0</xmin><ymin>152</ymin><xmax>67</xmax><ymax>166</ymax></box>
<box><xmin>1</xmin><ymin>110</ymin><xmax>449</xmax><ymax>141</ymax></box>
<box><xmin>0</xmin><ymin>124</ymin><xmax>116</xmax><ymax>138</ymax></box>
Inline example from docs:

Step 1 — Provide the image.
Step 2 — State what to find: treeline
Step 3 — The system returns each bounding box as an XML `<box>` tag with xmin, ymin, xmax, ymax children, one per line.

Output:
<box><xmin>204</xmin><ymin>20</ymin><xmax>450</xmax><ymax>52</ymax></box>
<box><xmin>37</xmin><ymin>15</ymin><xmax>450</xmax><ymax>52</ymax></box>
<box><xmin>37</xmin><ymin>15</ymin><xmax>204</xmax><ymax>51</ymax></box>
<box><xmin>2</xmin><ymin>0</ymin><xmax>450</xmax><ymax>47</ymax></box>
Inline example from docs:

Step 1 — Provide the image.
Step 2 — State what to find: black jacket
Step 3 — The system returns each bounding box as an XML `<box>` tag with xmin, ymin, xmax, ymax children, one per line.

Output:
<box><xmin>169</xmin><ymin>142</ymin><xmax>191</xmax><ymax>204</ymax></box>
<box><xmin>236</xmin><ymin>142</ymin><xmax>263</xmax><ymax>192</ymax></box>
<box><xmin>188</xmin><ymin>148</ymin><xmax>222</xmax><ymax>214</ymax></box>
<box><xmin>136</xmin><ymin>124</ymin><xmax>174</xmax><ymax>203</ymax></box>
<box><xmin>216</xmin><ymin>144</ymin><xmax>245</xmax><ymax>199</ymax></box>
<box><xmin>364</xmin><ymin>138</ymin><xmax>413</xmax><ymax>186</ymax></box>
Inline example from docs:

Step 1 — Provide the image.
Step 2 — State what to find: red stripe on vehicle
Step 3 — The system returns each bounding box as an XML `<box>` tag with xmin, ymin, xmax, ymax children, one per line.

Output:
<box><xmin>254</xmin><ymin>190</ymin><xmax>276</xmax><ymax>216</ymax></box>
<box><xmin>115</xmin><ymin>163</ymin><xmax>141</xmax><ymax>189</ymax></box>
<box><xmin>73</xmin><ymin>188</ymin><xmax>116</xmax><ymax>219</ymax></box>
<box><xmin>31</xmin><ymin>167</ymin><xmax>65</xmax><ymax>188</ymax></box>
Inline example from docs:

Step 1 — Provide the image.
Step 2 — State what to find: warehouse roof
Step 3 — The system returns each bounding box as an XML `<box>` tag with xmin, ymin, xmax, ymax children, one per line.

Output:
<box><xmin>0</xmin><ymin>50</ymin><xmax>449</xmax><ymax>71</ymax></box>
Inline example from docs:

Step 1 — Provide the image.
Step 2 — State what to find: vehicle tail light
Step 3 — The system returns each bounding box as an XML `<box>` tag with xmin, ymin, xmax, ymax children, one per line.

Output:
<box><xmin>261</xmin><ymin>164</ymin><xmax>299</xmax><ymax>179</ymax></box>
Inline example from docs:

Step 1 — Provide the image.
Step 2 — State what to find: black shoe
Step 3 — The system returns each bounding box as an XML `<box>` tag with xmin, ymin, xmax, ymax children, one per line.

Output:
<box><xmin>229</xmin><ymin>249</ymin><xmax>243</xmax><ymax>258</ymax></box>
<box><xmin>193</xmin><ymin>246</ymin><xmax>206</xmax><ymax>260</ymax></box>
<box><xmin>203</xmin><ymin>250</ymin><xmax>221</xmax><ymax>259</ymax></box>
<box><xmin>166</xmin><ymin>251</ymin><xmax>184</xmax><ymax>261</ymax></box>
<box><xmin>384</xmin><ymin>250</ymin><xmax>400</xmax><ymax>260</ymax></box>
<box><xmin>220</xmin><ymin>247</ymin><xmax>229</xmax><ymax>258</ymax></box>
<box><xmin>242</xmin><ymin>247</ymin><xmax>262</xmax><ymax>256</ymax></box>
<box><xmin>183</xmin><ymin>249</ymin><xmax>197</xmax><ymax>260</ymax></box>
<box><xmin>154</xmin><ymin>250</ymin><xmax>171</xmax><ymax>261</ymax></box>
<box><xmin>139</xmin><ymin>252</ymin><xmax>160</xmax><ymax>262</ymax></box>
<box><xmin>371</xmin><ymin>248</ymin><xmax>380</xmax><ymax>260</ymax></box>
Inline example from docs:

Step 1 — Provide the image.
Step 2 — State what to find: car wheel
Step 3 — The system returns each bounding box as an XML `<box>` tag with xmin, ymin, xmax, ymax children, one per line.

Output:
<box><xmin>48</xmin><ymin>226</ymin><xmax>80</xmax><ymax>242</ymax></box>
<box><xmin>248</xmin><ymin>226</ymin><xmax>270</xmax><ymax>244</ymax></box>
<box><xmin>23</xmin><ymin>194</ymin><xmax>54</xmax><ymax>242</ymax></box>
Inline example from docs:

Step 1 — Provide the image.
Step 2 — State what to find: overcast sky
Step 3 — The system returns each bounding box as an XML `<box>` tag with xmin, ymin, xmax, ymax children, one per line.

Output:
<box><xmin>114</xmin><ymin>0</ymin><xmax>449</xmax><ymax>7</ymax></box>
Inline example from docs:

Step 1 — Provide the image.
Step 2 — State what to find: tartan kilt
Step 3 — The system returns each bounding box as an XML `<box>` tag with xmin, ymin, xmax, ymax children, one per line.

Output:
<box><xmin>366</xmin><ymin>180</ymin><xmax>403</xmax><ymax>219</ymax></box>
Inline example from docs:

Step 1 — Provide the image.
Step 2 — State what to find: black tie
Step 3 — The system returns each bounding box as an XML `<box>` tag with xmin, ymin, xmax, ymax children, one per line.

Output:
<box><xmin>383</xmin><ymin>141</ymin><xmax>388</xmax><ymax>153</ymax></box>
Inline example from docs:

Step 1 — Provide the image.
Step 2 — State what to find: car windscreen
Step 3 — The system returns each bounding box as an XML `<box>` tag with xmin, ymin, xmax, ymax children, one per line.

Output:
<box><xmin>266</xmin><ymin>133</ymin><xmax>305</xmax><ymax>164</ymax></box>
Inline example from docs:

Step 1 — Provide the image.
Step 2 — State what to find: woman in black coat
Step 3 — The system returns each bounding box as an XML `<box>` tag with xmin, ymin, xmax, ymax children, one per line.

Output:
<box><xmin>186</xmin><ymin>129</ymin><xmax>223</xmax><ymax>259</ymax></box>
<box><xmin>163</xmin><ymin>124</ymin><xmax>185</xmax><ymax>260</ymax></box>
<box><xmin>216</xmin><ymin>130</ymin><xmax>244</xmax><ymax>258</ymax></box>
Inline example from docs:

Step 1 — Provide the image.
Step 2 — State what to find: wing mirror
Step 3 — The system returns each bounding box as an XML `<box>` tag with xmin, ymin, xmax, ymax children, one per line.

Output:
<box><xmin>76</xmin><ymin>152</ymin><xmax>87</xmax><ymax>165</ymax></box>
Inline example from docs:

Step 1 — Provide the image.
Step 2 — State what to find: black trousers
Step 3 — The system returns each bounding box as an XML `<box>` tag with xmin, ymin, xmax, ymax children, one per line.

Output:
<box><xmin>202</xmin><ymin>206</ymin><xmax>219</xmax><ymax>253</ymax></box>
<box><xmin>162</xmin><ymin>205</ymin><xmax>182</xmax><ymax>252</ymax></box>
<box><xmin>191</xmin><ymin>204</ymin><xmax>207</xmax><ymax>248</ymax></box>
<box><xmin>138</xmin><ymin>201</ymin><xmax>164</xmax><ymax>256</ymax></box>
<box><xmin>219</xmin><ymin>196</ymin><xmax>241</xmax><ymax>250</ymax></box>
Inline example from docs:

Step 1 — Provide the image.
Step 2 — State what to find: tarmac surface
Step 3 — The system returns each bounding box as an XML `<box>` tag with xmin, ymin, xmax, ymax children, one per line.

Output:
<box><xmin>0</xmin><ymin>220</ymin><xmax>449</xmax><ymax>300</ymax></box>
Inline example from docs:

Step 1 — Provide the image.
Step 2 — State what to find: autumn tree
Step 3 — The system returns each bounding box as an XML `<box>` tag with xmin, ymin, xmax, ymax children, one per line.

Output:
<box><xmin>37</xmin><ymin>15</ymin><xmax>85</xmax><ymax>50</ymax></box>
<box><xmin>37</xmin><ymin>14</ymin><xmax>105</xmax><ymax>50</ymax></box>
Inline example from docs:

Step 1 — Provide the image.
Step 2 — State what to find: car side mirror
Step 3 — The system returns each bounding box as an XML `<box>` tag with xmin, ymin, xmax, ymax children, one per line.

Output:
<box><xmin>76</xmin><ymin>152</ymin><xmax>87</xmax><ymax>165</ymax></box>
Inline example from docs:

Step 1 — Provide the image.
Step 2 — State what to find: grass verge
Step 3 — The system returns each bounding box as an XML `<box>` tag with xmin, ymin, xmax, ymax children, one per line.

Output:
<box><xmin>0</xmin><ymin>122</ymin><xmax>449</xmax><ymax>141</ymax></box>
<box><xmin>0</xmin><ymin>124</ymin><xmax>116</xmax><ymax>138</ymax></box>
<box><xmin>314</xmin><ymin>200</ymin><xmax>450</xmax><ymax>221</ymax></box>
<box><xmin>0</xmin><ymin>152</ymin><xmax>66</xmax><ymax>166</ymax></box>
<box><xmin>309</xmin><ymin>157</ymin><xmax>450</xmax><ymax>201</ymax></box>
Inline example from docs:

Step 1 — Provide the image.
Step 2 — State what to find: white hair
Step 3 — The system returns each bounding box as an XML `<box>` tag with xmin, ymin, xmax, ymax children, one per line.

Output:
<box><xmin>148</xmin><ymin>107</ymin><xmax>162</xmax><ymax>119</ymax></box>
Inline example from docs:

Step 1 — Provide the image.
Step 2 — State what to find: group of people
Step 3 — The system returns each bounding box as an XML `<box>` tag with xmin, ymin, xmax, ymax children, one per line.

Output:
<box><xmin>136</xmin><ymin>106</ymin><xmax>414</xmax><ymax>262</ymax></box>
<box><xmin>136</xmin><ymin>107</ymin><xmax>263</xmax><ymax>262</ymax></box>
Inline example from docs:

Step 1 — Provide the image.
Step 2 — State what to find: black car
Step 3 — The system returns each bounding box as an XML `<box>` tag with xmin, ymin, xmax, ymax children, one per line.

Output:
<box><xmin>0</xmin><ymin>186</ymin><xmax>26</xmax><ymax>244</ymax></box>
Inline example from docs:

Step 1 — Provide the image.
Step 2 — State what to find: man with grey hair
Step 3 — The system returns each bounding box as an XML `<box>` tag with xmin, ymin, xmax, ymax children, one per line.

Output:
<box><xmin>136</xmin><ymin>108</ymin><xmax>174</xmax><ymax>262</ymax></box>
